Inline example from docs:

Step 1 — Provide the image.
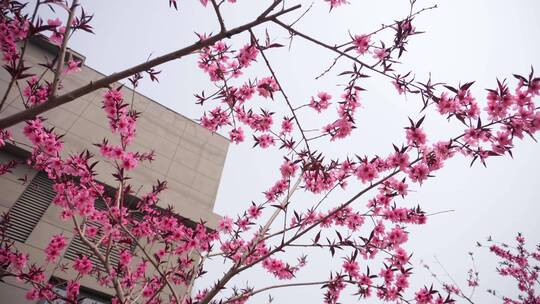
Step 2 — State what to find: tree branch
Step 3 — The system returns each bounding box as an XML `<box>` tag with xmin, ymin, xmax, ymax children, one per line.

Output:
<box><xmin>70</xmin><ymin>214</ymin><xmax>126</xmax><ymax>302</ymax></box>
<box><xmin>223</xmin><ymin>280</ymin><xmax>332</xmax><ymax>304</ymax></box>
<box><xmin>257</xmin><ymin>0</ymin><xmax>283</xmax><ymax>20</ymax></box>
<box><xmin>210</xmin><ymin>0</ymin><xmax>226</xmax><ymax>33</ymax></box>
<box><xmin>49</xmin><ymin>0</ymin><xmax>79</xmax><ymax>98</ymax></box>
<box><xmin>118</xmin><ymin>222</ymin><xmax>181</xmax><ymax>303</ymax></box>
<box><xmin>197</xmin><ymin>176</ymin><xmax>302</xmax><ymax>304</ymax></box>
<box><xmin>0</xmin><ymin>4</ymin><xmax>301</xmax><ymax>129</ymax></box>
<box><xmin>250</xmin><ymin>29</ymin><xmax>313</xmax><ymax>155</ymax></box>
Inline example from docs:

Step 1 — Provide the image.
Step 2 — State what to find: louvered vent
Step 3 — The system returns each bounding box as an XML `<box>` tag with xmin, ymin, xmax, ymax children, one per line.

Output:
<box><xmin>64</xmin><ymin>199</ymin><xmax>142</xmax><ymax>272</ymax></box>
<box><xmin>6</xmin><ymin>172</ymin><xmax>55</xmax><ymax>243</ymax></box>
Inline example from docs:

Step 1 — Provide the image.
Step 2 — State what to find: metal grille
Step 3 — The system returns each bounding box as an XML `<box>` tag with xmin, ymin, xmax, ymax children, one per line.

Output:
<box><xmin>64</xmin><ymin>199</ymin><xmax>141</xmax><ymax>272</ymax></box>
<box><xmin>6</xmin><ymin>172</ymin><xmax>55</xmax><ymax>243</ymax></box>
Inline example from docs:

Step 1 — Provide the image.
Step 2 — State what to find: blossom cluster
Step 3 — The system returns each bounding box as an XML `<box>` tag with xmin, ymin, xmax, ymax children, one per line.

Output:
<box><xmin>47</xmin><ymin>17</ymin><xmax>65</xmax><ymax>46</ymax></box>
<box><xmin>44</xmin><ymin>234</ymin><xmax>67</xmax><ymax>262</ymax></box>
<box><xmin>198</xmin><ymin>40</ymin><xmax>258</xmax><ymax>82</ymax></box>
<box><xmin>23</xmin><ymin>76</ymin><xmax>51</xmax><ymax>107</ymax></box>
<box><xmin>321</xmin><ymin>87</ymin><xmax>361</xmax><ymax>141</ymax></box>
<box><xmin>210</xmin><ymin>70</ymin><xmax>538</xmax><ymax>303</ymax></box>
<box><xmin>0</xmin><ymin>129</ymin><xmax>16</xmax><ymax>175</ymax></box>
<box><xmin>310</xmin><ymin>92</ymin><xmax>332</xmax><ymax>113</ymax></box>
<box><xmin>488</xmin><ymin>234</ymin><xmax>540</xmax><ymax>303</ymax></box>
<box><xmin>0</xmin><ymin>12</ymin><xmax>29</xmax><ymax>63</ymax></box>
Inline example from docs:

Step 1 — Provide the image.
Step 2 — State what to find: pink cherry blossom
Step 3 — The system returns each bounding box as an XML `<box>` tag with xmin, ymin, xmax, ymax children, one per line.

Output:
<box><xmin>352</xmin><ymin>34</ymin><xmax>370</xmax><ymax>55</ymax></box>
<box><xmin>323</xmin><ymin>118</ymin><xmax>353</xmax><ymax>141</ymax></box>
<box><xmin>49</xmin><ymin>26</ymin><xmax>65</xmax><ymax>45</ymax></box>
<box><xmin>342</xmin><ymin>258</ymin><xmax>359</xmax><ymax>277</ymax></box>
<box><xmin>255</xmin><ymin>134</ymin><xmax>275</xmax><ymax>148</ymax></box>
<box><xmin>0</xmin><ymin>129</ymin><xmax>12</xmax><ymax>147</ymax></box>
<box><xmin>121</xmin><ymin>152</ymin><xmax>138</xmax><ymax>170</ymax></box>
<box><xmin>406</xmin><ymin>127</ymin><xmax>427</xmax><ymax>147</ymax></box>
<box><xmin>66</xmin><ymin>281</ymin><xmax>80</xmax><ymax>301</ymax></box>
<box><xmin>373</xmin><ymin>48</ymin><xmax>389</xmax><ymax>60</ymax></box>
<box><xmin>45</xmin><ymin>234</ymin><xmax>67</xmax><ymax>262</ymax></box>
<box><xmin>47</xmin><ymin>18</ymin><xmax>62</xmax><ymax>27</ymax></box>
<box><xmin>415</xmin><ymin>287</ymin><xmax>433</xmax><ymax>304</ymax></box>
<box><xmin>407</xmin><ymin>163</ymin><xmax>428</xmax><ymax>184</ymax></box>
<box><xmin>325</xmin><ymin>0</ymin><xmax>348</xmax><ymax>9</ymax></box>
<box><xmin>248</xmin><ymin>204</ymin><xmax>262</xmax><ymax>219</ymax></box>
<box><xmin>393</xmin><ymin>79</ymin><xmax>405</xmax><ymax>95</ymax></box>
<box><xmin>237</xmin><ymin>44</ymin><xmax>258</xmax><ymax>68</ymax></box>
<box><xmin>218</xmin><ymin>216</ymin><xmax>233</xmax><ymax>233</ymax></box>
<box><xmin>73</xmin><ymin>255</ymin><xmax>93</xmax><ymax>275</ymax></box>
<box><xmin>281</xmin><ymin>117</ymin><xmax>293</xmax><ymax>134</ymax></box>
<box><xmin>280</xmin><ymin>159</ymin><xmax>298</xmax><ymax>178</ymax></box>
<box><xmin>64</xmin><ymin>59</ymin><xmax>81</xmax><ymax>74</ymax></box>
<box><xmin>257</xmin><ymin>77</ymin><xmax>279</xmax><ymax>98</ymax></box>
<box><xmin>310</xmin><ymin>92</ymin><xmax>332</xmax><ymax>113</ymax></box>
<box><xmin>229</xmin><ymin>127</ymin><xmax>245</xmax><ymax>144</ymax></box>
<box><xmin>356</xmin><ymin>161</ymin><xmax>379</xmax><ymax>183</ymax></box>
<box><xmin>23</xmin><ymin>76</ymin><xmax>50</xmax><ymax>106</ymax></box>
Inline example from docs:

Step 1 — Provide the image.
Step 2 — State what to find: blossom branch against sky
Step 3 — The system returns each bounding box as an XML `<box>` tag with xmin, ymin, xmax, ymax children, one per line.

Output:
<box><xmin>0</xmin><ymin>0</ymin><xmax>539</xmax><ymax>303</ymax></box>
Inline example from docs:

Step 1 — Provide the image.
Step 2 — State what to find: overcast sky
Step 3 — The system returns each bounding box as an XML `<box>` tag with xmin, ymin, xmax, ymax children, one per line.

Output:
<box><xmin>38</xmin><ymin>0</ymin><xmax>540</xmax><ymax>302</ymax></box>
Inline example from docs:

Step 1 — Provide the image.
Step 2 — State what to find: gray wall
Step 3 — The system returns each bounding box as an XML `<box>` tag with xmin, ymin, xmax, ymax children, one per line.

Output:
<box><xmin>0</xmin><ymin>38</ymin><xmax>227</xmax><ymax>301</ymax></box>
<box><xmin>0</xmin><ymin>38</ymin><xmax>228</xmax><ymax>228</ymax></box>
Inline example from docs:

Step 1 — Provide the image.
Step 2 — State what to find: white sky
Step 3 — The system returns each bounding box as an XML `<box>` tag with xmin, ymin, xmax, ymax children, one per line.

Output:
<box><xmin>37</xmin><ymin>0</ymin><xmax>540</xmax><ymax>302</ymax></box>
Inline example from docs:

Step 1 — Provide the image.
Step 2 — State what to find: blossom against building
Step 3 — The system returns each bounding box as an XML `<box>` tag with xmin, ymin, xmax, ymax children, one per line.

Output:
<box><xmin>0</xmin><ymin>35</ymin><xmax>228</xmax><ymax>302</ymax></box>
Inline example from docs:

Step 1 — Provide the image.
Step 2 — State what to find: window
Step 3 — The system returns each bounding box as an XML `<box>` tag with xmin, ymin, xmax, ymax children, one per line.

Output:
<box><xmin>5</xmin><ymin>172</ymin><xmax>55</xmax><ymax>243</ymax></box>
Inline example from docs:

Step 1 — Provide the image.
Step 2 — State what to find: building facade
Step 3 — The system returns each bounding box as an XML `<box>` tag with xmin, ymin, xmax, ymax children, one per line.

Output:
<box><xmin>0</xmin><ymin>37</ymin><xmax>228</xmax><ymax>302</ymax></box>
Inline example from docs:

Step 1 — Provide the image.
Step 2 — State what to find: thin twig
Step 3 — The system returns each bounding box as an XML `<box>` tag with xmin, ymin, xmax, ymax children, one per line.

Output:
<box><xmin>70</xmin><ymin>208</ymin><xmax>126</xmax><ymax>302</ymax></box>
<box><xmin>119</xmin><ymin>222</ymin><xmax>181</xmax><ymax>303</ymax></box>
<box><xmin>272</xmin><ymin>18</ymin><xmax>434</xmax><ymax>101</ymax></box>
<box><xmin>257</xmin><ymin>0</ymin><xmax>284</xmax><ymax>20</ymax></box>
<box><xmin>210</xmin><ymin>0</ymin><xmax>226</xmax><ymax>33</ymax></box>
<box><xmin>249</xmin><ymin>29</ymin><xmax>313</xmax><ymax>154</ymax></box>
<box><xmin>50</xmin><ymin>0</ymin><xmax>79</xmax><ymax>98</ymax></box>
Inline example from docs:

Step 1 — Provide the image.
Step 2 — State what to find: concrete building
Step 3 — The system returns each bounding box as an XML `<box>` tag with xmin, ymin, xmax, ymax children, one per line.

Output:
<box><xmin>0</xmin><ymin>36</ymin><xmax>228</xmax><ymax>302</ymax></box>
